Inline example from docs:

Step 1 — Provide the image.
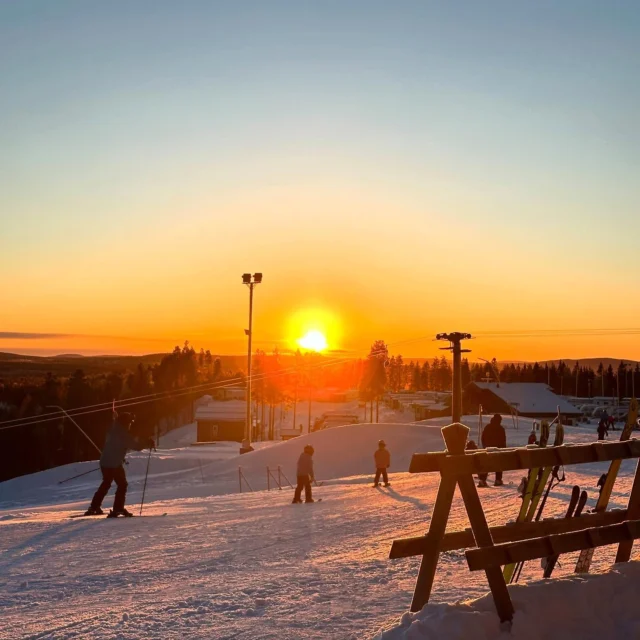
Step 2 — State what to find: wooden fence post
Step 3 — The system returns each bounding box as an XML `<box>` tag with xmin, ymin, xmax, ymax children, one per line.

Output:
<box><xmin>442</xmin><ymin>423</ymin><xmax>514</xmax><ymax>623</ymax></box>
<box><xmin>410</xmin><ymin>423</ymin><xmax>465</xmax><ymax>612</ymax></box>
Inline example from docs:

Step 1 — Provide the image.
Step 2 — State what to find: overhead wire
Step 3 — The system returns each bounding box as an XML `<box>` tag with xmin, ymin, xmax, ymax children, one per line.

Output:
<box><xmin>2</xmin><ymin>326</ymin><xmax>638</xmax><ymax>432</ymax></box>
<box><xmin>0</xmin><ymin>339</ymin><xmax>401</xmax><ymax>431</ymax></box>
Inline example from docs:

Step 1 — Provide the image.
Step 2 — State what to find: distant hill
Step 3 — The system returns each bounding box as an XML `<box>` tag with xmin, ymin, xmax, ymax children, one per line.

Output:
<box><xmin>538</xmin><ymin>358</ymin><xmax>639</xmax><ymax>370</ymax></box>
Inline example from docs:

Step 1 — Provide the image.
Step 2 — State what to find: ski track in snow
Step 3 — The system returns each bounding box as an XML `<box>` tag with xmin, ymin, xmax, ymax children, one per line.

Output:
<box><xmin>1</xmin><ymin>418</ymin><xmax>638</xmax><ymax>639</ymax></box>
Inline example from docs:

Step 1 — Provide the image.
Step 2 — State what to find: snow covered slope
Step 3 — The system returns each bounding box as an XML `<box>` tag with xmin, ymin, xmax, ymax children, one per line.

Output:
<box><xmin>1</xmin><ymin>417</ymin><xmax>638</xmax><ymax>638</ymax></box>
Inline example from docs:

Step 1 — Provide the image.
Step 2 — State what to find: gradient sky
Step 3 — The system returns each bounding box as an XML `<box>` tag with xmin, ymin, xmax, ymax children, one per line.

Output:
<box><xmin>2</xmin><ymin>1</ymin><xmax>639</xmax><ymax>360</ymax></box>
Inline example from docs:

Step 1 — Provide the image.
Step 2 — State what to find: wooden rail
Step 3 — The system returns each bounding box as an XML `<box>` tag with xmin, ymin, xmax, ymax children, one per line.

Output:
<box><xmin>389</xmin><ymin>509</ymin><xmax>629</xmax><ymax>558</ymax></box>
<box><xmin>409</xmin><ymin>439</ymin><xmax>640</xmax><ymax>475</ymax></box>
<box><xmin>466</xmin><ymin>520</ymin><xmax>640</xmax><ymax>571</ymax></box>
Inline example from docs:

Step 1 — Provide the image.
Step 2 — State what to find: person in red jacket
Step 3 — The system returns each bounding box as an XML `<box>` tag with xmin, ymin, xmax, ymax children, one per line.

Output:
<box><xmin>478</xmin><ymin>414</ymin><xmax>507</xmax><ymax>487</ymax></box>
<box><xmin>373</xmin><ymin>440</ymin><xmax>391</xmax><ymax>487</ymax></box>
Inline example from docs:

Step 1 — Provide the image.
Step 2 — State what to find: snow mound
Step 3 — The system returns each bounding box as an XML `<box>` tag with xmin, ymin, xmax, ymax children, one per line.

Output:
<box><xmin>374</xmin><ymin>562</ymin><xmax>640</xmax><ymax>640</ymax></box>
<box><xmin>209</xmin><ymin>422</ymin><xmax>444</xmax><ymax>486</ymax></box>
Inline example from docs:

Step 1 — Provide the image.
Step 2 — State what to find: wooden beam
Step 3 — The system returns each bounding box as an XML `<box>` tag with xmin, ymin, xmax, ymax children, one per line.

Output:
<box><xmin>410</xmin><ymin>424</ymin><xmax>465</xmax><ymax>613</ymax></box>
<box><xmin>465</xmin><ymin>519</ymin><xmax>640</xmax><ymax>571</ymax></box>
<box><xmin>389</xmin><ymin>509</ymin><xmax>629</xmax><ymax>559</ymax></box>
<box><xmin>409</xmin><ymin>440</ymin><xmax>640</xmax><ymax>475</ymax></box>
<box><xmin>441</xmin><ymin>422</ymin><xmax>514</xmax><ymax>623</ymax></box>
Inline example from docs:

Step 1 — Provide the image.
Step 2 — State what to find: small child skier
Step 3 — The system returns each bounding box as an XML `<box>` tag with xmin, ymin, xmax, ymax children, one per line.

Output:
<box><xmin>373</xmin><ymin>440</ymin><xmax>391</xmax><ymax>487</ymax></box>
<box><xmin>85</xmin><ymin>412</ymin><xmax>154</xmax><ymax>517</ymax></box>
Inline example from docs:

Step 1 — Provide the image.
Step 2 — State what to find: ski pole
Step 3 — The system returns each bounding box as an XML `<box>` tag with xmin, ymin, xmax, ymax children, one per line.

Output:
<box><xmin>139</xmin><ymin>447</ymin><xmax>153</xmax><ymax>516</ymax></box>
<box><xmin>58</xmin><ymin>467</ymin><xmax>100</xmax><ymax>485</ymax></box>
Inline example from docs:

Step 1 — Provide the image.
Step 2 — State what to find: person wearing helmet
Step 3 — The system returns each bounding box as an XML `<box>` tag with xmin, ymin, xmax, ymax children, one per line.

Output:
<box><xmin>373</xmin><ymin>440</ymin><xmax>391</xmax><ymax>487</ymax></box>
<box><xmin>292</xmin><ymin>444</ymin><xmax>315</xmax><ymax>503</ymax></box>
<box><xmin>85</xmin><ymin>412</ymin><xmax>155</xmax><ymax>517</ymax></box>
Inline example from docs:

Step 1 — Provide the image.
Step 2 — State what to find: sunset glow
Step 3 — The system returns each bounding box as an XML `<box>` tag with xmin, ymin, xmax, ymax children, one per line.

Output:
<box><xmin>298</xmin><ymin>330</ymin><xmax>328</xmax><ymax>353</ymax></box>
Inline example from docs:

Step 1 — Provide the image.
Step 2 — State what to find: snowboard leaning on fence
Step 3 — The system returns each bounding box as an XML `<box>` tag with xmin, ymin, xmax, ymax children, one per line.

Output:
<box><xmin>503</xmin><ymin>416</ymin><xmax>564</xmax><ymax>583</ymax></box>
<box><xmin>574</xmin><ymin>397</ymin><xmax>639</xmax><ymax>574</ymax></box>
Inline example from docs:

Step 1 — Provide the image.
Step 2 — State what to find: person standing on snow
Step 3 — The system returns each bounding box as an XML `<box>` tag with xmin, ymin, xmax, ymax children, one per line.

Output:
<box><xmin>373</xmin><ymin>440</ymin><xmax>391</xmax><ymax>487</ymax></box>
<box><xmin>85</xmin><ymin>412</ymin><xmax>154</xmax><ymax>517</ymax></box>
<box><xmin>478</xmin><ymin>414</ymin><xmax>507</xmax><ymax>487</ymax></box>
<box><xmin>292</xmin><ymin>444</ymin><xmax>315</xmax><ymax>503</ymax></box>
<box><xmin>597</xmin><ymin>418</ymin><xmax>608</xmax><ymax>441</ymax></box>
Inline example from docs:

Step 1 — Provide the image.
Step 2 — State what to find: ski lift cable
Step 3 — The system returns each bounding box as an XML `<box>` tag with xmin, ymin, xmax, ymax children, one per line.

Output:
<box><xmin>0</xmin><ymin>337</ymin><xmax>403</xmax><ymax>429</ymax></box>
<box><xmin>0</xmin><ymin>339</ymin><xmax>405</xmax><ymax>431</ymax></box>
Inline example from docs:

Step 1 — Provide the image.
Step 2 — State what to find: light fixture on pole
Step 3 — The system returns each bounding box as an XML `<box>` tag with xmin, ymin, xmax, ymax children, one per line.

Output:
<box><xmin>241</xmin><ymin>273</ymin><xmax>262</xmax><ymax>454</ymax></box>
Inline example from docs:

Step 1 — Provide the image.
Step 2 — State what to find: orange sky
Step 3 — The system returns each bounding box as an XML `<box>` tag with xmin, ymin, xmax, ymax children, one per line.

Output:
<box><xmin>3</xmin><ymin>4</ymin><xmax>640</xmax><ymax>362</ymax></box>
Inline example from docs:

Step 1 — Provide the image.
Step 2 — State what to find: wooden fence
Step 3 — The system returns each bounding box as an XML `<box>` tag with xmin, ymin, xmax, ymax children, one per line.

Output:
<box><xmin>389</xmin><ymin>423</ymin><xmax>640</xmax><ymax>623</ymax></box>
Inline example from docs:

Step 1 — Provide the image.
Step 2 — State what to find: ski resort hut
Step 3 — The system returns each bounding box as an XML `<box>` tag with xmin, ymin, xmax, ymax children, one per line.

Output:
<box><xmin>195</xmin><ymin>400</ymin><xmax>246</xmax><ymax>442</ymax></box>
<box><xmin>464</xmin><ymin>382</ymin><xmax>582</xmax><ymax>424</ymax></box>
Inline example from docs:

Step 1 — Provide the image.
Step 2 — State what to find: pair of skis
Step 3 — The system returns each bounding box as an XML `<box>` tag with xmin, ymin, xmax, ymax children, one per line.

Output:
<box><xmin>541</xmin><ymin>485</ymin><xmax>588</xmax><ymax>578</ymax></box>
<box><xmin>504</xmin><ymin>411</ymin><xmax>563</xmax><ymax>583</ymax></box>
<box><xmin>574</xmin><ymin>397</ymin><xmax>638</xmax><ymax>573</ymax></box>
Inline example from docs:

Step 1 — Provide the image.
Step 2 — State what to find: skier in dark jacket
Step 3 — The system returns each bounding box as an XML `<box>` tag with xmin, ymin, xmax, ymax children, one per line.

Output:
<box><xmin>85</xmin><ymin>413</ymin><xmax>154</xmax><ymax>517</ymax></box>
<box><xmin>373</xmin><ymin>440</ymin><xmax>391</xmax><ymax>487</ymax></box>
<box><xmin>478</xmin><ymin>414</ymin><xmax>507</xmax><ymax>487</ymax></box>
<box><xmin>597</xmin><ymin>418</ymin><xmax>608</xmax><ymax>441</ymax></box>
<box><xmin>292</xmin><ymin>445</ymin><xmax>315</xmax><ymax>503</ymax></box>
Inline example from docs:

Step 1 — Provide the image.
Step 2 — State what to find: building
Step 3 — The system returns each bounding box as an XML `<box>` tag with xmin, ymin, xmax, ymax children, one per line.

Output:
<box><xmin>464</xmin><ymin>382</ymin><xmax>582</xmax><ymax>423</ymax></box>
<box><xmin>195</xmin><ymin>399</ymin><xmax>246</xmax><ymax>443</ymax></box>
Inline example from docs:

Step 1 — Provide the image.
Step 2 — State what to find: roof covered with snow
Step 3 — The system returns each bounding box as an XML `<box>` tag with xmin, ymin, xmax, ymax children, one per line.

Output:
<box><xmin>471</xmin><ymin>382</ymin><xmax>581</xmax><ymax>416</ymax></box>
<box><xmin>195</xmin><ymin>400</ymin><xmax>246</xmax><ymax>421</ymax></box>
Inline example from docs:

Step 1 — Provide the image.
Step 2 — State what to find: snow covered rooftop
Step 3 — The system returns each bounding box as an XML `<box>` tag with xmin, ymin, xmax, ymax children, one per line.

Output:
<box><xmin>194</xmin><ymin>399</ymin><xmax>246</xmax><ymax>421</ymax></box>
<box><xmin>471</xmin><ymin>382</ymin><xmax>582</xmax><ymax>416</ymax></box>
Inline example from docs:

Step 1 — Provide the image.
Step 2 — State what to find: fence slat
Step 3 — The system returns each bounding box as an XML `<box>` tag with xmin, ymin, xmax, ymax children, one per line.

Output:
<box><xmin>466</xmin><ymin>520</ymin><xmax>640</xmax><ymax>571</ymax></box>
<box><xmin>390</xmin><ymin>509</ymin><xmax>629</xmax><ymax>558</ymax></box>
<box><xmin>410</xmin><ymin>440</ymin><xmax>640</xmax><ymax>475</ymax></box>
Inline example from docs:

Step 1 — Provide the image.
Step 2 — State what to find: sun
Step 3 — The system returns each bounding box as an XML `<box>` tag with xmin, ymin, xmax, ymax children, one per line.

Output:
<box><xmin>298</xmin><ymin>330</ymin><xmax>328</xmax><ymax>352</ymax></box>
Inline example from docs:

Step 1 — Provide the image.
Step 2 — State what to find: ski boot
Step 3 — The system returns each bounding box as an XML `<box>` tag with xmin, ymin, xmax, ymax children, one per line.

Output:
<box><xmin>373</xmin><ymin>483</ymin><xmax>379</xmax><ymax>488</ymax></box>
<box><xmin>477</xmin><ymin>479</ymin><xmax>488</xmax><ymax>488</ymax></box>
<box><xmin>107</xmin><ymin>508</ymin><xmax>134</xmax><ymax>518</ymax></box>
<box><xmin>292</xmin><ymin>498</ymin><xmax>302</xmax><ymax>504</ymax></box>
<box><xmin>384</xmin><ymin>483</ymin><xmax>391</xmax><ymax>487</ymax></box>
<box><xmin>494</xmin><ymin>479</ymin><xmax>504</xmax><ymax>487</ymax></box>
<box><xmin>84</xmin><ymin>507</ymin><xmax>104</xmax><ymax>516</ymax></box>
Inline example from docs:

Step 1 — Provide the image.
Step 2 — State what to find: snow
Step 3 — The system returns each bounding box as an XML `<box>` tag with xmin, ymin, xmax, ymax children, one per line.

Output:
<box><xmin>376</xmin><ymin>563</ymin><xmax>640</xmax><ymax>640</ymax></box>
<box><xmin>1</xmin><ymin>415</ymin><xmax>639</xmax><ymax>638</ymax></box>
<box><xmin>472</xmin><ymin>382</ymin><xmax>582</xmax><ymax>416</ymax></box>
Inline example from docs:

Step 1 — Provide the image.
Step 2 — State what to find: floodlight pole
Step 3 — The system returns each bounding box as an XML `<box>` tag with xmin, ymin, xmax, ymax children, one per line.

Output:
<box><xmin>242</xmin><ymin>273</ymin><xmax>262</xmax><ymax>452</ymax></box>
<box><xmin>436</xmin><ymin>333</ymin><xmax>472</xmax><ymax>424</ymax></box>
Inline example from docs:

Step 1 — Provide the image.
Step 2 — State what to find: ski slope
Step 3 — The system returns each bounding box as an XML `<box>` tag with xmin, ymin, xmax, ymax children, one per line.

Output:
<box><xmin>1</xmin><ymin>417</ymin><xmax>639</xmax><ymax>639</ymax></box>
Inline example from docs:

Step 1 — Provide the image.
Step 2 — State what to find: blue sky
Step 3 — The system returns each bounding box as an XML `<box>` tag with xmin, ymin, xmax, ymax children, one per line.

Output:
<box><xmin>1</xmin><ymin>1</ymin><xmax>639</xmax><ymax>358</ymax></box>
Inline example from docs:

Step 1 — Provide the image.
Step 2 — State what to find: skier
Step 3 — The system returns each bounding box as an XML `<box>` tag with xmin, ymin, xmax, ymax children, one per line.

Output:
<box><xmin>478</xmin><ymin>414</ymin><xmax>507</xmax><ymax>487</ymax></box>
<box><xmin>292</xmin><ymin>444</ymin><xmax>315</xmax><ymax>503</ymax></box>
<box><xmin>85</xmin><ymin>412</ymin><xmax>154</xmax><ymax>517</ymax></box>
<box><xmin>527</xmin><ymin>430</ymin><xmax>537</xmax><ymax>445</ymax></box>
<box><xmin>373</xmin><ymin>440</ymin><xmax>391</xmax><ymax>487</ymax></box>
<box><xmin>597</xmin><ymin>418</ymin><xmax>608</xmax><ymax>441</ymax></box>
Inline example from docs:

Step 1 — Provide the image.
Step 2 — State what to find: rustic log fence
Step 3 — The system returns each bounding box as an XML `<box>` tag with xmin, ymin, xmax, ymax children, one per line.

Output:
<box><xmin>389</xmin><ymin>422</ymin><xmax>640</xmax><ymax>623</ymax></box>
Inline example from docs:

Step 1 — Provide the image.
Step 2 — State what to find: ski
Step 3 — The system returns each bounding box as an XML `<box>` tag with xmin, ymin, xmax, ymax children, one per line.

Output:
<box><xmin>542</xmin><ymin>486</ymin><xmax>580</xmax><ymax>578</ymax></box>
<box><xmin>69</xmin><ymin>513</ymin><xmax>104</xmax><ymax>519</ymax></box>
<box><xmin>575</xmin><ymin>397</ymin><xmax>638</xmax><ymax>573</ymax></box>
<box><xmin>503</xmin><ymin>417</ymin><xmax>554</xmax><ymax>583</ymax></box>
<box><xmin>70</xmin><ymin>512</ymin><xmax>167</xmax><ymax>519</ymax></box>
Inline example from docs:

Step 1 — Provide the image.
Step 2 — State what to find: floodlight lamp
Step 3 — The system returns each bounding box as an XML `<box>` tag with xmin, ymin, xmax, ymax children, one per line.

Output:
<box><xmin>253</xmin><ymin>272</ymin><xmax>263</xmax><ymax>284</ymax></box>
<box><xmin>242</xmin><ymin>273</ymin><xmax>252</xmax><ymax>284</ymax></box>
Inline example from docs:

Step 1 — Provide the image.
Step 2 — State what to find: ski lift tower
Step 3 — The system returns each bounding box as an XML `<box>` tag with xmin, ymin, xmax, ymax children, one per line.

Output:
<box><xmin>436</xmin><ymin>333</ymin><xmax>472</xmax><ymax>423</ymax></box>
